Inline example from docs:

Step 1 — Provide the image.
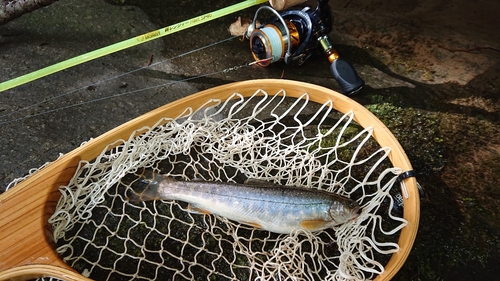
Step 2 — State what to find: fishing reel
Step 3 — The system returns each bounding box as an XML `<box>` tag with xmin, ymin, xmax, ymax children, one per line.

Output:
<box><xmin>245</xmin><ymin>0</ymin><xmax>364</xmax><ymax>95</ymax></box>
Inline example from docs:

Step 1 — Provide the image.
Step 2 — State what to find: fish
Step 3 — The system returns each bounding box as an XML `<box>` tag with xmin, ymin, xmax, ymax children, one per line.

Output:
<box><xmin>127</xmin><ymin>170</ymin><xmax>361</xmax><ymax>234</ymax></box>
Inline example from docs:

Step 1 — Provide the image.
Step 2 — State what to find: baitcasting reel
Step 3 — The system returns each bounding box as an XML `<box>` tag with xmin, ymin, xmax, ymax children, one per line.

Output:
<box><xmin>245</xmin><ymin>0</ymin><xmax>364</xmax><ymax>95</ymax></box>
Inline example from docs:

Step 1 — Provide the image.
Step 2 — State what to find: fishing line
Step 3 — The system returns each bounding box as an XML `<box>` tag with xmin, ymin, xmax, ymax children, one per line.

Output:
<box><xmin>0</xmin><ymin>0</ymin><xmax>267</xmax><ymax>92</ymax></box>
<box><xmin>0</xmin><ymin>58</ymin><xmax>271</xmax><ymax>125</ymax></box>
<box><xmin>0</xmin><ymin>36</ymin><xmax>238</xmax><ymax>122</ymax></box>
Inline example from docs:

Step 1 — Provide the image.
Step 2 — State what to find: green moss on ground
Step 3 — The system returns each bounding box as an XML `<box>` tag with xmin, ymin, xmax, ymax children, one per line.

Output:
<box><xmin>365</xmin><ymin>100</ymin><xmax>445</xmax><ymax>173</ymax></box>
<box><xmin>362</xmin><ymin>96</ymin><xmax>500</xmax><ymax>280</ymax></box>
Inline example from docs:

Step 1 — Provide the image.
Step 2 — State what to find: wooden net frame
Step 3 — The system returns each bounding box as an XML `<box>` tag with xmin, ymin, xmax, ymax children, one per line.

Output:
<box><xmin>0</xmin><ymin>79</ymin><xmax>419</xmax><ymax>280</ymax></box>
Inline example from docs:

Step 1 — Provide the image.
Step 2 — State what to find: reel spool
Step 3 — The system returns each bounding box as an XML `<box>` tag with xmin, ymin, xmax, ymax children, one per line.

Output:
<box><xmin>246</xmin><ymin>0</ymin><xmax>365</xmax><ymax>95</ymax></box>
<box><xmin>246</xmin><ymin>6</ymin><xmax>313</xmax><ymax>66</ymax></box>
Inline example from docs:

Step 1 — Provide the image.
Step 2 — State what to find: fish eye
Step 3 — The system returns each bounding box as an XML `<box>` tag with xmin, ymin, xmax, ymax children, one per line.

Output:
<box><xmin>348</xmin><ymin>201</ymin><xmax>358</xmax><ymax>209</ymax></box>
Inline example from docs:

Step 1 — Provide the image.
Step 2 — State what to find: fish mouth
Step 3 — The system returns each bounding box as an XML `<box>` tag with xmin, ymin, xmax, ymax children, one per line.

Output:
<box><xmin>352</xmin><ymin>206</ymin><xmax>362</xmax><ymax>219</ymax></box>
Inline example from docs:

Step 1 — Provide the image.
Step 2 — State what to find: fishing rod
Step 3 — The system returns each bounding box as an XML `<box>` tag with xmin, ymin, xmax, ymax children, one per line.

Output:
<box><xmin>0</xmin><ymin>36</ymin><xmax>241</xmax><ymax>124</ymax></box>
<box><xmin>1</xmin><ymin>0</ymin><xmax>365</xmax><ymax>123</ymax></box>
<box><xmin>0</xmin><ymin>0</ymin><xmax>268</xmax><ymax>92</ymax></box>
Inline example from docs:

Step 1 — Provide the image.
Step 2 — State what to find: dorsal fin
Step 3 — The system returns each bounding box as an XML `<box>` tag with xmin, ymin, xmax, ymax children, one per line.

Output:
<box><xmin>244</xmin><ymin>178</ymin><xmax>282</xmax><ymax>186</ymax></box>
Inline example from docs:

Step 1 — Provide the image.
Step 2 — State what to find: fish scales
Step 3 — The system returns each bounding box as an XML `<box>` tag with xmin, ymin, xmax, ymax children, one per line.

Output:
<box><xmin>129</xmin><ymin>172</ymin><xmax>360</xmax><ymax>234</ymax></box>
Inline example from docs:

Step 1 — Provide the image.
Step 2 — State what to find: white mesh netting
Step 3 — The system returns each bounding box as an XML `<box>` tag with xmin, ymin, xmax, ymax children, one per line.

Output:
<box><xmin>48</xmin><ymin>89</ymin><xmax>408</xmax><ymax>281</ymax></box>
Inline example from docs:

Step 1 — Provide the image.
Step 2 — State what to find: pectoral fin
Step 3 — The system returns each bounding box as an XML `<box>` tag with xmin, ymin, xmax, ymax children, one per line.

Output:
<box><xmin>241</xmin><ymin>221</ymin><xmax>263</xmax><ymax>229</ymax></box>
<box><xmin>187</xmin><ymin>204</ymin><xmax>212</xmax><ymax>215</ymax></box>
<box><xmin>300</xmin><ymin>220</ymin><xmax>331</xmax><ymax>231</ymax></box>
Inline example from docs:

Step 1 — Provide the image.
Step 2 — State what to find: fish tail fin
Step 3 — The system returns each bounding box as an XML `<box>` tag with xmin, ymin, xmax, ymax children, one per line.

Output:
<box><xmin>128</xmin><ymin>188</ymin><xmax>160</xmax><ymax>204</ymax></box>
<box><xmin>126</xmin><ymin>170</ymin><xmax>167</xmax><ymax>204</ymax></box>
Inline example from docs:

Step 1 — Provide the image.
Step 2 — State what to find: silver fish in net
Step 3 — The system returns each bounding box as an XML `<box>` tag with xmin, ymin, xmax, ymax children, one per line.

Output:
<box><xmin>127</xmin><ymin>169</ymin><xmax>361</xmax><ymax>234</ymax></box>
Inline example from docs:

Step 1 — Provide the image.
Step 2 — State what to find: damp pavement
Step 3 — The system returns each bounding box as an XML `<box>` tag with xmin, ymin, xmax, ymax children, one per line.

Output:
<box><xmin>1</xmin><ymin>0</ymin><xmax>500</xmax><ymax>280</ymax></box>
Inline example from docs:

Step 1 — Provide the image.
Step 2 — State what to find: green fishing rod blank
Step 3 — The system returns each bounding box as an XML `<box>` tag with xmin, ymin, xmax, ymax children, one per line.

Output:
<box><xmin>0</xmin><ymin>0</ymin><xmax>267</xmax><ymax>92</ymax></box>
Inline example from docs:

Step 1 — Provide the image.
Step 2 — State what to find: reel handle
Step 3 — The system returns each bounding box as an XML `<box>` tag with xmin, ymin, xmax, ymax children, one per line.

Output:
<box><xmin>318</xmin><ymin>35</ymin><xmax>364</xmax><ymax>95</ymax></box>
<box><xmin>330</xmin><ymin>57</ymin><xmax>364</xmax><ymax>95</ymax></box>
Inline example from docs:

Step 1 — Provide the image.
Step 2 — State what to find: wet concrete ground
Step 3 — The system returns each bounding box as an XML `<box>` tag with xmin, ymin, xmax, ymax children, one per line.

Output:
<box><xmin>1</xmin><ymin>0</ymin><xmax>499</xmax><ymax>280</ymax></box>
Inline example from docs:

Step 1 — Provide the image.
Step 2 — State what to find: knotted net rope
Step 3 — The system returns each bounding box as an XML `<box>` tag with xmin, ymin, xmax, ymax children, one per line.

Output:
<box><xmin>48</xmin><ymin>89</ymin><xmax>408</xmax><ymax>281</ymax></box>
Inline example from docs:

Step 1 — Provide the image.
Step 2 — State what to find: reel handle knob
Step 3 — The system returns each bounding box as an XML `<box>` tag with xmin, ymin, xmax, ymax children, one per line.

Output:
<box><xmin>318</xmin><ymin>35</ymin><xmax>364</xmax><ymax>95</ymax></box>
<box><xmin>330</xmin><ymin>58</ymin><xmax>364</xmax><ymax>95</ymax></box>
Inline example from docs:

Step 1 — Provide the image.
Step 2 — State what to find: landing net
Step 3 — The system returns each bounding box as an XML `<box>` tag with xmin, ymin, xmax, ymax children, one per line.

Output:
<box><xmin>49</xmin><ymin>89</ymin><xmax>408</xmax><ymax>281</ymax></box>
